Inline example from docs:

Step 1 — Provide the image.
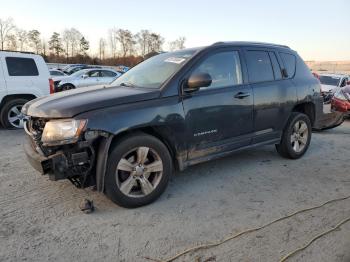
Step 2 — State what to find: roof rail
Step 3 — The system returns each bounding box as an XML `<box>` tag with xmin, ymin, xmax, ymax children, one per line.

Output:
<box><xmin>0</xmin><ymin>50</ymin><xmax>36</xmax><ymax>55</ymax></box>
<box><xmin>211</xmin><ymin>41</ymin><xmax>290</xmax><ymax>49</ymax></box>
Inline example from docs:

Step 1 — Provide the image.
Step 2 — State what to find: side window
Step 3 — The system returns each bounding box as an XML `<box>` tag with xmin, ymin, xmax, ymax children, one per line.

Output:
<box><xmin>190</xmin><ymin>51</ymin><xmax>242</xmax><ymax>89</ymax></box>
<box><xmin>88</xmin><ymin>70</ymin><xmax>100</xmax><ymax>77</ymax></box>
<box><xmin>101</xmin><ymin>70</ymin><xmax>117</xmax><ymax>77</ymax></box>
<box><xmin>280</xmin><ymin>52</ymin><xmax>296</xmax><ymax>78</ymax></box>
<box><xmin>6</xmin><ymin>57</ymin><xmax>39</xmax><ymax>76</ymax></box>
<box><xmin>245</xmin><ymin>51</ymin><xmax>274</xmax><ymax>83</ymax></box>
<box><xmin>268</xmin><ymin>52</ymin><xmax>282</xmax><ymax>80</ymax></box>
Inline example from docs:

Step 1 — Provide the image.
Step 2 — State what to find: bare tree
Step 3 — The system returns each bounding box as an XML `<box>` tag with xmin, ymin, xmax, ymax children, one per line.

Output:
<box><xmin>99</xmin><ymin>38</ymin><xmax>106</xmax><ymax>60</ymax></box>
<box><xmin>116</xmin><ymin>29</ymin><xmax>135</xmax><ymax>58</ymax></box>
<box><xmin>6</xmin><ymin>34</ymin><xmax>17</xmax><ymax>51</ymax></box>
<box><xmin>169</xmin><ymin>37</ymin><xmax>186</xmax><ymax>51</ymax></box>
<box><xmin>0</xmin><ymin>17</ymin><xmax>16</xmax><ymax>50</ymax></box>
<box><xmin>16</xmin><ymin>29</ymin><xmax>27</xmax><ymax>51</ymax></box>
<box><xmin>69</xmin><ymin>28</ymin><xmax>83</xmax><ymax>57</ymax></box>
<box><xmin>148</xmin><ymin>33</ymin><xmax>164</xmax><ymax>53</ymax></box>
<box><xmin>62</xmin><ymin>29</ymin><xmax>71</xmax><ymax>60</ymax></box>
<box><xmin>27</xmin><ymin>30</ymin><xmax>41</xmax><ymax>54</ymax></box>
<box><xmin>135</xmin><ymin>30</ymin><xmax>150</xmax><ymax>57</ymax></box>
<box><xmin>108</xmin><ymin>28</ymin><xmax>118</xmax><ymax>58</ymax></box>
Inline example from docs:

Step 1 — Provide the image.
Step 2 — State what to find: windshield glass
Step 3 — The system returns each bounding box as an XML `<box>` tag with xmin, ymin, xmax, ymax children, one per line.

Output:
<box><xmin>111</xmin><ymin>49</ymin><xmax>197</xmax><ymax>88</ymax></box>
<box><xmin>319</xmin><ymin>75</ymin><xmax>340</xmax><ymax>86</ymax></box>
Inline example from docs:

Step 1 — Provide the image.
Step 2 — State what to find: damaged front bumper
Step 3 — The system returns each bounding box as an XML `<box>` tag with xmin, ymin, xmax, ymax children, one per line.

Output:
<box><xmin>24</xmin><ymin>135</ymin><xmax>93</xmax><ymax>184</ymax></box>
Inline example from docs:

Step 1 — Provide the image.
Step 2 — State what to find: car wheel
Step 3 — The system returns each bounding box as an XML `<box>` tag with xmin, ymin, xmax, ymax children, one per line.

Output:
<box><xmin>276</xmin><ymin>112</ymin><xmax>312</xmax><ymax>159</ymax></box>
<box><xmin>60</xmin><ymin>84</ymin><xmax>75</xmax><ymax>91</ymax></box>
<box><xmin>104</xmin><ymin>133</ymin><xmax>172</xmax><ymax>208</ymax></box>
<box><xmin>0</xmin><ymin>98</ymin><xmax>29</xmax><ymax>129</ymax></box>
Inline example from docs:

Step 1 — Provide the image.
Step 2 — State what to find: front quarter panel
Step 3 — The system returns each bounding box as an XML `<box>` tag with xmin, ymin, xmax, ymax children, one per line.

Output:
<box><xmin>77</xmin><ymin>96</ymin><xmax>187</xmax><ymax>155</ymax></box>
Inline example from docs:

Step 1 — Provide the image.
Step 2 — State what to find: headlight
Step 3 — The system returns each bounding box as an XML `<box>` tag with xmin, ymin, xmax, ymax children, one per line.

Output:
<box><xmin>41</xmin><ymin>119</ymin><xmax>87</xmax><ymax>145</ymax></box>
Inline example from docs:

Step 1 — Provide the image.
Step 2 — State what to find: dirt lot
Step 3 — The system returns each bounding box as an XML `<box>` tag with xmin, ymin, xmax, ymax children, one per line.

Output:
<box><xmin>1</xmin><ymin>121</ymin><xmax>350</xmax><ymax>262</ymax></box>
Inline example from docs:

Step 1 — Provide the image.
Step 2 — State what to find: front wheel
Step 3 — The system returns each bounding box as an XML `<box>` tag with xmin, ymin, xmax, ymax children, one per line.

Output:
<box><xmin>104</xmin><ymin>133</ymin><xmax>172</xmax><ymax>208</ymax></box>
<box><xmin>276</xmin><ymin>113</ymin><xmax>312</xmax><ymax>159</ymax></box>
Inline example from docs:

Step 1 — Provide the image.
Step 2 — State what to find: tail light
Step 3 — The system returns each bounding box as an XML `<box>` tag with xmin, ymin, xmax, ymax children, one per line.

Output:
<box><xmin>49</xmin><ymin>78</ymin><xmax>55</xmax><ymax>94</ymax></box>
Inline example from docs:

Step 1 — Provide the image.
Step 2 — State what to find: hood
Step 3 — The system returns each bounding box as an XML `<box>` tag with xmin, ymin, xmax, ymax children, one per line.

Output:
<box><xmin>22</xmin><ymin>85</ymin><xmax>160</xmax><ymax>118</ymax></box>
<box><xmin>321</xmin><ymin>84</ymin><xmax>337</xmax><ymax>93</ymax></box>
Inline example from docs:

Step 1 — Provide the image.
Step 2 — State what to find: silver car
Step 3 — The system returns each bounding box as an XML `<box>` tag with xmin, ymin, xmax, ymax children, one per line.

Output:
<box><xmin>56</xmin><ymin>68</ymin><xmax>121</xmax><ymax>91</ymax></box>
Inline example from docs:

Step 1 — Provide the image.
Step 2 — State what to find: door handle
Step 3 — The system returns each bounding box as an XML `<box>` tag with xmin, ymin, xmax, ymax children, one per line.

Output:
<box><xmin>234</xmin><ymin>92</ymin><xmax>250</xmax><ymax>99</ymax></box>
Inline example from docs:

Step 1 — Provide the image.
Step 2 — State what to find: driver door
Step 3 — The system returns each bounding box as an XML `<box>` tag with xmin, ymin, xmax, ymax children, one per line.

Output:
<box><xmin>181</xmin><ymin>49</ymin><xmax>254</xmax><ymax>160</ymax></box>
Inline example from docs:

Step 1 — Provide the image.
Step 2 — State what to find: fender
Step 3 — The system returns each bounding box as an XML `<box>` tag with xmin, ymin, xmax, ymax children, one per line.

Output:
<box><xmin>78</xmin><ymin>96</ymin><xmax>187</xmax><ymax>192</ymax></box>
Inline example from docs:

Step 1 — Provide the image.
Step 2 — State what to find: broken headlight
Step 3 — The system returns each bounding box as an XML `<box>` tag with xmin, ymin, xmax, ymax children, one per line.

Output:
<box><xmin>41</xmin><ymin>119</ymin><xmax>87</xmax><ymax>146</ymax></box>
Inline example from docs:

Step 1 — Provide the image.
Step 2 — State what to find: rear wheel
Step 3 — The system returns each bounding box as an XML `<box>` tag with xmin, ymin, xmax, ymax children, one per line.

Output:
<box><xmin>276</xmin><ymin>113</ymin><xmax>312</xmax><ymax>159</ymax></box>
<box><xmin>0</xmin><ymin>98</ymin><xmax>29</xmax><ymax>129</ymax></box>
<box><xmin>104</xmin><ymin>133</ymin><xmax>172</xmax><ymax>208</ymax></box>
<box><xmin>60</xmin><ymin>84</ymin><xmax>75</xmax><ymax>92</ymax></box>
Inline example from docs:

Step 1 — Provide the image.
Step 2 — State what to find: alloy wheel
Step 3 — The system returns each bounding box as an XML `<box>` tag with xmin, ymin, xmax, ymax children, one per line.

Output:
<box><xmin>7</xmin><ymin>104</ymin><xmax>25</xmax><ymax>128</ymax></box>
<box><xmin>116</xmin><ymin>147</ymin><xmax>163</xmax><ymax>198</ymax></box>
<box><xmin>290</xmin><ymin>120</ymin><xmax>309</xmax><ymax>153</ymax></box>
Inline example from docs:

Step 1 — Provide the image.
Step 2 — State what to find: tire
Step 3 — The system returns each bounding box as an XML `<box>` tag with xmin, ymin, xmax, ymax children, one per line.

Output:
<box><xmin>104</xmin><ymin>133</ymin><xmax>172</xmax><ymax>208</ymax></box>
<box><xmin>0</xmin><ymin>98</ymin><xmax>29</xmax><ymax>129</ymax></box>
<box><xmin>60</xmin><ymin>84</ymin><xmax>75</xmax><ymax>92</ymax></box>
<box><xmin>276</xmin><ymin>112</ymin><xmax>312</xmax><ymax>159</ymax></box>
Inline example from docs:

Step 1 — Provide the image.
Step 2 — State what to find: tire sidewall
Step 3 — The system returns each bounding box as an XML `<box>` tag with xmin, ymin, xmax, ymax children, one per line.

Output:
<box><xmin>284</xmin><ymin>113</ymin><xmax>312</xmax><ymax>158</ymax></box>
<box><xmin>105</xmin><ymin>134</ymin><xmax>172</xmax><ymax>208</ymax></box>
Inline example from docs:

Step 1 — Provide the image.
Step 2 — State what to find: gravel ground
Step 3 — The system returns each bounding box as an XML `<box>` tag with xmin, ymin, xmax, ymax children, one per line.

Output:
<box><xmin>0</xmin><ymin>121</ymin><xmax>350</xmax><ymax>262</ymax></box>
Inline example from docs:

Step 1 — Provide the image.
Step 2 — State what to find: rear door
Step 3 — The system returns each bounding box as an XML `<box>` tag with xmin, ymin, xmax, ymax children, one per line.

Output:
<box><xmin>244</xmin><ymin>49</ymin><xmax>296</xmax><ymax>143</ymax></box>
<box><xmin>182</xmin><ymin>49</ymin><xmax>254</xmax><ymax>160</ymax></box>
<box><xmin>100</xmin><ymin>70</ymin><xmax>118</xmax><ymax>85</ymax></box>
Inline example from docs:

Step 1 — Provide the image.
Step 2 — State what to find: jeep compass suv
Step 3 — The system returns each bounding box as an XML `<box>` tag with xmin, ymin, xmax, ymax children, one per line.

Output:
<box><xmin>23</xmin><ymin>42</ymin><xmax>327</xmax><ymax>208</ymax></box>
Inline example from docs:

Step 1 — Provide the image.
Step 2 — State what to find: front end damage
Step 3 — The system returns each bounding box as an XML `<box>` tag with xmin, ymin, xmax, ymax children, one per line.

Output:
<box><xmin>23</xmin><ymin>117</ymin><xmax>109</xmax><ymax>189</ymax></box>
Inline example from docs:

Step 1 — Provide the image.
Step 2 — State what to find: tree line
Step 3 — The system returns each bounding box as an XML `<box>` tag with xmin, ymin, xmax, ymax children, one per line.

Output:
<box><xmin>0</xmin><ymin>17</ymin><xmax>186</xmax><ymax>66</ymax></box>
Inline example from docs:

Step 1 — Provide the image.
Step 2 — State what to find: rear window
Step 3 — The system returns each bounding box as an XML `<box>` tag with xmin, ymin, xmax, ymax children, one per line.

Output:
<box><xmin>246</xmin><ymin>51</ymin><xmax>274</xmax><ymax>83</ymax></box>
<box><xmin>280</xmin><ymin>53</ymin><xmax>296</xmax><ymax>78</ymax></box>
<box><xmin>101</xmin><ymin>70</ymin><xmax>117</xmax><ymax>77</ymax></box>
<box><xmin>6</xmin><ymin>57</ymin><xmax>39</xmax><ymax>76</ymax></box>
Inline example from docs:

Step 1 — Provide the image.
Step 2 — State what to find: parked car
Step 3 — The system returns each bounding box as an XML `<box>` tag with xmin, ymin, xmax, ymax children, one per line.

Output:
<box><xmin>317</xmin><ymin>73</ymin><xmax>349</xmax><ymax>104</ymax></box>
<box><xmin>64</xmin><ymin>65</ymin><xmax>102</xmax><ymax>75</ymax></box>
<box><xmin>0</xmin><ymin>51</ymin><xmax>53</xmax><ymax>129</ymax></box>
<box><xmin>55</xmin><ymin>68</ymin><xmax>121</xmax><ymax>92</ymax></box>
<box><xmin>50</xmin><ymin>69</ymin><xmax>67</xmax><ymax>77</ymax></box>
<box><xmin>331</xmin><ymin>85</ymin><xmax>350</xmax><ymax>115</ymax></box>
<box><xmin>60</xmin><ymin>64</ymin><xmax>86</xmax><ymax>73</ymax></box>
<box><xmin>23</xmin><ymin>41</ymin><xmax>336</xmax><ymax>208</ymax></box>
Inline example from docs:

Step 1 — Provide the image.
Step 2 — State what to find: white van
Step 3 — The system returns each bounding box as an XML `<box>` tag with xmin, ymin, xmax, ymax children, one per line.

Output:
<box><xmin>0</xmin><ymin>51</ymin><xmax>53</xmax><ymax>128</ymax></box>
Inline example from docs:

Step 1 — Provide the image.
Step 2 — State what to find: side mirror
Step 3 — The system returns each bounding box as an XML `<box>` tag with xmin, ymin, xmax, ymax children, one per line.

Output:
<box><xmin>281</xmin><ymin>68</ymin><xmax>289</xmax><ymax>78</ymax></box>
<box><xmin>184</xmin><ymin>73</ymin><xmax>212</xmax><ymax>93</ymax></box>
<box><xmin>82</xmin><ymin>74</ymin><xmax>88</xmax><ymax>79</ymax></box>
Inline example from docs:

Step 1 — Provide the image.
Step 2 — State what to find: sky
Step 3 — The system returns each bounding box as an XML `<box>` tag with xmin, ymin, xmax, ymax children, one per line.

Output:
<box><xmin>1</xmin><ymin>0</ymin><xmax>349</xmax><ymax>61</ymax></box>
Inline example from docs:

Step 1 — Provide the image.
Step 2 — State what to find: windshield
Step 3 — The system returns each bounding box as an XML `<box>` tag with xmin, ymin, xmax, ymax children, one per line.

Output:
<box><xmin>111</xmin><ymin>49</ymin><xmax>197</xmax><ymax>88</ymax></box>
<box><xmin>319</xmin><ymin>75</ymin><xmax>340</xmax><ymax>86</ymax></box>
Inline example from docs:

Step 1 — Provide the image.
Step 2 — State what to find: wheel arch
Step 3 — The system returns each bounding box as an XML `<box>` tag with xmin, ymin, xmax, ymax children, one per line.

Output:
<box><xmin>0</xmin><ymin>94</ymin><xmax>37</xmax><ymax>108</ymax></box>
<box><xmin>94</xmin><ymin>126</ymin><xmax>182</xmax><ymax>192</ymax></box>
<box><xmin>291</xmin><ymin>102</ymin><xmax>315</xmax><ymax>126</ymax></box>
